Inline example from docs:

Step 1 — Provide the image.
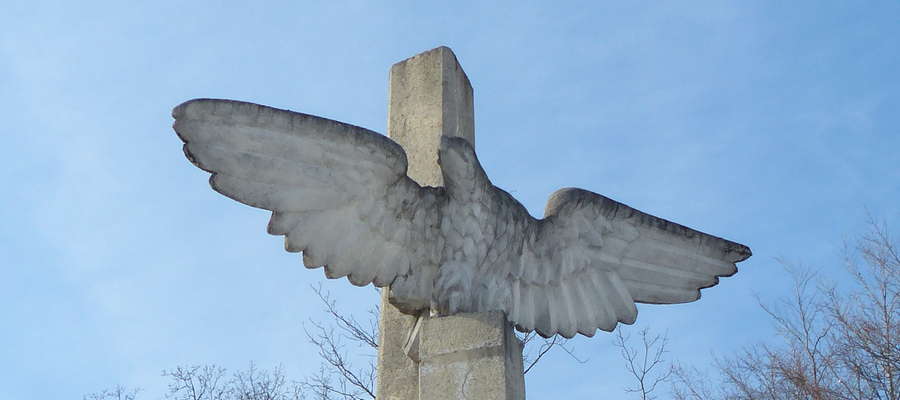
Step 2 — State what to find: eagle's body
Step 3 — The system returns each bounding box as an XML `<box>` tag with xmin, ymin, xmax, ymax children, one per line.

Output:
<box><xmin>174</xmin><ymin>98</ymin><xmax>751</xmax><ymax>338</ymax></box>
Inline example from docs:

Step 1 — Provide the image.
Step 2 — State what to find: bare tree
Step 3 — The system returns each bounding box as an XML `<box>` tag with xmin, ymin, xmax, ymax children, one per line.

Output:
<box><xmin>162</xmin><ymin>365</ymin><xmax>232</xmax><ymax>400</ymax></box>
<box><xmin>670</xmin><ymin>364</ymin><xmax>715</xmax><ymax>400</ymax></box>
<box><xmin>827</xmin><ymin>217</ymin><xmax>900</xmax><ymax>400</ymax></box>
<box><xmin>299</xmin><ymin>286</ymin><xmax>378</xmax><ymax>399</ymax></box>
<box><xmin>668</xmin><ymin>266</ymin><xmax>843</xmax><ymax>400</ymax></box>
<box><xmin>614</xmin><ymin>327</ymin><xmax>673</xmax><ymax>400</ymax></box>
<box><xmin>87</xmin><ymin>364</ymin><xmax>303</xmax><ymax>400</ymax></box>
<box><xmin>84</xmin><ymin>385</ymin><xmax>140</xmax><ymax>400</ymax></box>
<box><xmin>232</xmin><ymin>363</ymin><xmax>303</xmax><ymax>400</ymax></box>
<box><xmin>755</xmin><ymin>265</ymin><xmax>838</xmax><ymax>399</ymax></box>
<box><xmin>160</xmin><ymin>364</ymin><xmax>303</xmax><ymax>400</ymax></box>
<box><xmin>670</xmin><ymin>220</ymin><xmax>900</xmax><ymax>400</ymax></box>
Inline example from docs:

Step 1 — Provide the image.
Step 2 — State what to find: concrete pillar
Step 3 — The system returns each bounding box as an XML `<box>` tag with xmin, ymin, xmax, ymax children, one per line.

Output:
<box><xmin>416</xmin><ymin>312</ymin><xmax>525</xmax><ymax>400</ymax></box>
<box><xmin>377</xmin><ymin>290</ymin><xmax>421</xmax><ymax>400</ymax></box>
<box><xmin>386</xmin><ymin>45</ymin><xmax>475</xmax><ymax>182</ymax></box>
<box><xmin>376</xmin><ymin>46</ymin><xmax>525</xmax><ymax>400</ymax></box>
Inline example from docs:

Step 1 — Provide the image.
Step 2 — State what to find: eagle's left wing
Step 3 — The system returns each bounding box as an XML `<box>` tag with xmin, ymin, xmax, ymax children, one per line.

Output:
<box><xmin>496</xmin><ymin>188</ymin><xmax>751</xmax><ymax>338</ymax></box>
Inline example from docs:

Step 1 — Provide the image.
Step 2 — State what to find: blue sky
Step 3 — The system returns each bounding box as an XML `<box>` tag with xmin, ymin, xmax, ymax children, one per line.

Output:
<box><xmin>2</xmin><ymin>1</ymin><xmax>898</xmax><ymax>398</ymax></box>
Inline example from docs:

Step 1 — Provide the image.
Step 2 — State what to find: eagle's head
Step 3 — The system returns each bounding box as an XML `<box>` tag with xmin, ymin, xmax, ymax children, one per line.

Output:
<box><xmin>437</xmin><ymin>135</ymin><xmax>486</xmax><ymax>196</ymax></box>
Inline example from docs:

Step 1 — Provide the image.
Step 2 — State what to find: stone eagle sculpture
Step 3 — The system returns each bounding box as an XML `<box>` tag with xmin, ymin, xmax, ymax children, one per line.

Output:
<box><xmin>173</xmin><ymin>98</ymin><xmax>752</xmax><ymax>339</ymax></box>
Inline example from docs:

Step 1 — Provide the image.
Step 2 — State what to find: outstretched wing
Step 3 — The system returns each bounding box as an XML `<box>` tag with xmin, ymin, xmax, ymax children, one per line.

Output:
<box><xmin>173</xmin><ymin>99</ymin><xmax>443</xmax><ymax>305</ymax></box>
<box><xmin>501</xmin><ymin>188</ymin><xmax>751</xmax><ymax>338</ymax></box>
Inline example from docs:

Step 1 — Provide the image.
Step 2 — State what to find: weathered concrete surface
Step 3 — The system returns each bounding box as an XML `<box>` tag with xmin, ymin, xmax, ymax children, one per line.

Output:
<box><xmin>387</xmin><ymin>46</ymin><xmax>475</xmax><ymax>186</ymax></box>
<box><xmin>377</xmin><ymin>290</ymin><xmax>421</xmax><ymax>400</ymax></box>
<box><xmin>377</xmin><ymin>46</ymin><xmax>525</xmax><ymax>400</ymax></box>
<box><xmin>377</xmin><ymin>45</ymin><xmax>474</xmax><ymax>400</ymax></box>
<box><xmin>417</xmin><ymin>311</ymin><xmax>525</xmax><ymax>400</ymax></box>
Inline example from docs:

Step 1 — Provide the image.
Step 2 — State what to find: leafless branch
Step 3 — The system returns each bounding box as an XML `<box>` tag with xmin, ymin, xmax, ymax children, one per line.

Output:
<box><xmin>614</xmin><ymin>327</ymin><xmax>673</xmax><ymax>400</ymax></box>
<box><xmin>519</xmin><ymin>331</ymin><xmax>586</xmax><ymax>375</ymax></box>
<box><xmin>669</xmin><ymin>219</ymin><xmax>900</xmax><ymax>400</ymax></box>
<box><xmin>162</xmin><ymin>365</ymin><xmax>231</xmax><ymax>400</ymax></box>
<box><xmin>310</xmin><ymin>285</ymin><xmax>378</xmax><ymax>349</ymax></box>
<box><xmin>669</xmin><ymin>364</ymin><xmax>714</xmax><ymax>400</ymax></box>
<box><xmin>303</xmin><ymin>286</ymin><xmax>377</xmax><ymax>399</ymax></box>
<box><xmin>84</xmin><ymin>385</ymin><xmax>140</xmax><ymax>400</ymax></box>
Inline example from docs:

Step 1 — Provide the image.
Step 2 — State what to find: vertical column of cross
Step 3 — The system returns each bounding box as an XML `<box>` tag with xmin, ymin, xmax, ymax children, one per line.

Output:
<box><xmin>376</xmin><ymin>45</ymin><xmax>474</xmax><ymax>400</ymax></box>
<box><xmin>376</xmin><ymin>46</ymin><xmax>524</xmax><ymax>400</ymax></box>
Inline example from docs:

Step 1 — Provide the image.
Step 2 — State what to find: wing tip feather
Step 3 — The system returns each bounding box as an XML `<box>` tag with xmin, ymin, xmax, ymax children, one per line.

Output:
<box><xmin>546</xmin><ymin>187</ymin><xmax>752</xmax><ymax>264</ymax></box>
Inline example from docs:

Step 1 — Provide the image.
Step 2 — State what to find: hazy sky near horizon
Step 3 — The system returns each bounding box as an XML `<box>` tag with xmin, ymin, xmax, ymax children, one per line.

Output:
<box><xmin>2</xmin><ymin>1</ymin><xmax>898</xmax><ymax>398</ymax></box>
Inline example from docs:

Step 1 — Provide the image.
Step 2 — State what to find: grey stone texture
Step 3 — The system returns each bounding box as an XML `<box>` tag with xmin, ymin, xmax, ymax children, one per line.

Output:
<box><xmin>378</xmin><ymin>290</ymin><xmax>421</xmax><ymax>400</ymax></box>
<box><xmin>417</xmin><ymin>312</ymin><xmax>525</xmax><ymax>400</ymax></box>
<box><xmin>387</xmin><ymin>46</ymin><xmax>475</xmax><ymax>187</ymax></box>
<box><xmin>378</xmin><ymin>46</ymin><xmax>524</xmax><ymax>400</ymax></box>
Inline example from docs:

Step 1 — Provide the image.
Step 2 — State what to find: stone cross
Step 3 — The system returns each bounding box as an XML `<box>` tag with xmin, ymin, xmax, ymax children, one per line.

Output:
<box><xmin>172</xmin><ymin>45</ymin><xmax>751</xmax><ymax>400</ymax></box>
<box><xmin>376</xmin><ymin>46</ymin><xmax>525</xmax><ymax>400</ymax></box>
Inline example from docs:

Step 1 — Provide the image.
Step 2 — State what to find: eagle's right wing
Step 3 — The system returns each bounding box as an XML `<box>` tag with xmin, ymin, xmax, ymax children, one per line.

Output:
<box><xmin>173</xmin><ymin>99</ymin><xmax>442</xmax><ymax>307</ymax></box>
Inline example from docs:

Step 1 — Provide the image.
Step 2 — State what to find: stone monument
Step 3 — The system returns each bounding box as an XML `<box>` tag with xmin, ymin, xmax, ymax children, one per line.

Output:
<box><xmin>172</xmin><ymin>46</ymin><xmax>751</xmax><ymax>400</ymax></box>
